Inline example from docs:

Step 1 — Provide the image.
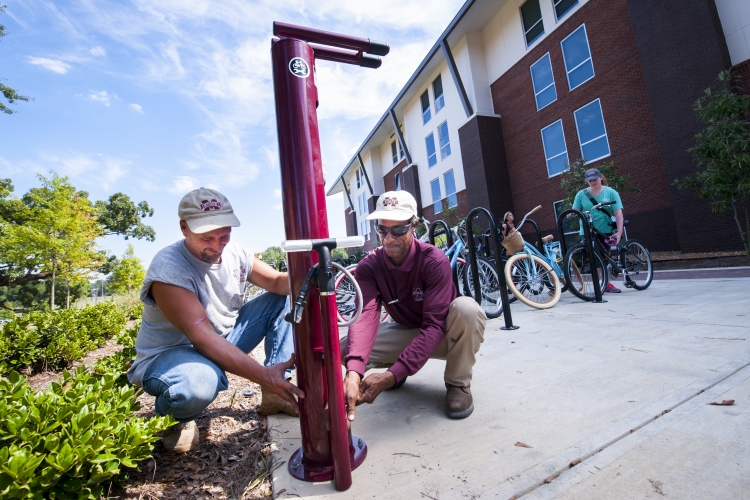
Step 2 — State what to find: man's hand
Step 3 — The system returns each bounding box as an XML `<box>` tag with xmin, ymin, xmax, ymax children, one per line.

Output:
<box><xmin>259</xmin><ymin>355</ymin><xmax>305</xmax><ymax>412</ymax></box>
<box><xmin>357</xmin><ymin>371</ymin><xmax>396</xmax><ymax>406</ymax></box>
<box><xmin>344</xmin><ymin>371</ymin><xmax>362</xmax><ymax>422</ymax></box>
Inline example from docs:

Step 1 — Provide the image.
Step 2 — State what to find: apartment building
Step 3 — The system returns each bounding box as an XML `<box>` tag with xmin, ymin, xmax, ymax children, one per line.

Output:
<box><xmin>326</xmin><ymin>0</ymin><xmax>750</xmax><ymax>253</ymax></box>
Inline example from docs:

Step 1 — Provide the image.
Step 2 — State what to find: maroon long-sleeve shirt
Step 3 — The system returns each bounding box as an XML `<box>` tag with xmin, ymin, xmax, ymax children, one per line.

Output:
<box><xmin>344</xmin><ymin>238</ymin><xmax>456</xmax><ymax>383</ymax></box>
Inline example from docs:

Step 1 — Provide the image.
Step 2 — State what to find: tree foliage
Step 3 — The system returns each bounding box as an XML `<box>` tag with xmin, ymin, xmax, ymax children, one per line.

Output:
<box><xmin>260</xmin><ymin>246</ymin><xmax>285</xmax><ymax>268</ymax></box>
<box><xmin>0</xmin><ymin>173</ymin><xmax>156</xmax><ymax>311</ymax></box>
<box><xmin>0</xmin><ymin>5</ymin><xmax>31</xmax><ymax>115</ymax></box>
<box><xmin>676</xmin><ymin>70</ymin><xmax>750</xmax><ymax>257</ymax></box>
<box><xmin>108</xmin><ymin>245</ymin><xmax>146</xmax><ymax>294</ymax></box>
<box><xmin>94</xmin><ymin>192</ymin><xmax>155</xmax><ymax>241</ymax></box>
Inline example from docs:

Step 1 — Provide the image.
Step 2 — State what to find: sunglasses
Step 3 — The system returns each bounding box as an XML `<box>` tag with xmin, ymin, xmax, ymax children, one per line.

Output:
<box><xmin>374</xmin><ymin>223</ymin><xmax>413</xmax><ymax>237</ymax></box>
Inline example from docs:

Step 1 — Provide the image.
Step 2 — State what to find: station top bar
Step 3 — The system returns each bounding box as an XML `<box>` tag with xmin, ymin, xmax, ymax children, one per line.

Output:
<box><xmin>273</xmin><ymin>21</ymin><xmax>390</xmax><ymax>56</ymax></box>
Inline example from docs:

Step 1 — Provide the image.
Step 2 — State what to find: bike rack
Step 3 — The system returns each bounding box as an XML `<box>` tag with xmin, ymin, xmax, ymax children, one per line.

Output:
<box><xmin>464</xmin><ymin>208</ymin><xmax>518</xmax><ymax>330</ymax></box>
<box><xmin>517</xmin><ymin>218</ymin><xmax>543</xmax><ymax>254</ymax></box>
<box><xmin>272</xmin><ymin>21</ymin><xmax>389</xmax><ymax>490</ymax></box>
<box><xmin>427</xmin><ymin>219</ymin><xmax>462</xmax><ymax>293</ymax></box>
<box><xmin>555</xmin><ymin>209</ymin><xmax>605</xmax><ymax>303</ymax></box>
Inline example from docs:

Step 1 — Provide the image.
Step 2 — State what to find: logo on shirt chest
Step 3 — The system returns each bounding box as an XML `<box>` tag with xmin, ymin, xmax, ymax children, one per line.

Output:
<box><xmin>412</xmin><ymin>288</ymin><xmax>424</xmax><ymax>302</ymax></box>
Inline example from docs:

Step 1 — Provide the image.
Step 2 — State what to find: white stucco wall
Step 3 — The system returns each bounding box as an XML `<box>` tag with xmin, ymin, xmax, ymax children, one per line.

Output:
<box><xmin>715</xmin><ymin>0</ymin><xmax>750</xmax><ymax>66</ymax></box>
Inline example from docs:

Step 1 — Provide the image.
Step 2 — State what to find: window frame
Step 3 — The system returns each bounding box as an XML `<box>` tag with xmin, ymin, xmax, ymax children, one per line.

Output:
<box><xmin>355</xmin><ymin>168</ymin><xmax>361</xmax><ymax>189</ymax></box>
<box><xmin>437</xmin><ymin>121</ymin><xmax>451</xmax><ymax>160</ymax></box>
<box><xmin>394</xmin><ymin>172</ymin><xmax>401</xmax><ymax>191</ymax></box>
<box><xmin>433</xmin><ymin>75</ymin><xmax>445</xmax><ymax>113</ymax></box>
<box><xmin>391</xmin><ymin>141</ymin><xmax>398</xmax><ymax>165</ymax></box>
<box><xmin>530</xmin><ymin>52</ymin><xmax>557</xmax><ymax>111</ymax></box>
<box><xmin>553</xmin><ymin>0</ymin><xmax>579</xmax><ymax>22</ymax></box>
<box><xmin>560</xmin><ymin>24</ymin><xmax>595</xmax><ymax>91</ymax></box>
<box><xmin>430</xmin><ymin>178</ymin><xmax>442</xmax><ymax>214</ymax></box>
<box><xmin>573</xmin><ymin>98</ymin><xmax>611</xmax><ymax>164</ymax></box>
<box><xmin>420</xmin><ymin>90</ymin><xmax>432</xmax><ymax>125</ymax></box>
<box><xmin>520</xmin><ymin>0</ymin><xmax>545</xmax><ymax>47</ymax></box>
<box><xmin>540</xmin><ymin>119</ymin><xmax>569</xmax><ymax>178</ymax></box>
<box><xmin>425</xmin><ymin>132</ymin><xmax>438</xmax><ymax>168</ymax></box>
<box><xmin>444</xmin><ymin>169</ymin><xmax>458</xmax><ymax>209</ymax></box>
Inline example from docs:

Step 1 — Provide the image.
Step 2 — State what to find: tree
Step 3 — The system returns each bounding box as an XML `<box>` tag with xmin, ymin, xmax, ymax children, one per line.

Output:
<box><xmin>94</xmin><ymin>192</ymin><xmax>155</xmax><ymax>241</ymax></box>
<box><xmin>0</xmin><ymin>5</ymin><xmax>31</xmax><ymax>115</ymax></box>
<box><xmin>260</xmin><ymin>246</ymin><xmax>285</xmax><ymax>268</ymax></box>
<box><xmin>108</xmin><ymin>245</ymin><xmax>146</xmax><ymax>294</ymax></box>
<box><xmin>676</xmin><ymin>70</ymin><xmax>750</xmax><ymax>259</ymax></box>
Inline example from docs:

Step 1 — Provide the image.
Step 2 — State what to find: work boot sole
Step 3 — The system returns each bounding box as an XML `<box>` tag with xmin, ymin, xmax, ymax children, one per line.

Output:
<box><xmin>445</xmin><ymin>403</ymin><xmax>474</xmax><ymax>419</ymax></box>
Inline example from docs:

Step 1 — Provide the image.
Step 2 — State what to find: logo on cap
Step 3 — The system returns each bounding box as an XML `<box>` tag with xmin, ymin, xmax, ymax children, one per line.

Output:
<box><xmin>383</xmin><ymin>197</ymin><xmax>399</xmax><ymax>207</ymax></box>
<box><xmin>289</xmin><ymin>58</ymin><xmax>310</xmax><ymax>78</ymax></box>
<box><xmin>200</xmin><ymin>199</ymin><xmax>222</xmax><ymax>211</ymax></box>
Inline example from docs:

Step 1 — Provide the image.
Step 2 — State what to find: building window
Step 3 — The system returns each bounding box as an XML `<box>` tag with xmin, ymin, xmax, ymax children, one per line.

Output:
<box><xmin>530</xmin><ymin>53</ymin><xmax>556</xmax><ymax>110</ymax></box>
<box><xmin>431</xmin><ymin>178</ymin><xmax>442</xmax><ymax>214</ymax></box>
<box><xmin>541</xmin><ymin>119</ymin><xmax>569</xmax><ymax>177</ymax></box>
<box><xmin>561</xmin><ymin>25</ymin><xmax>594</xmax><ymax>90</ymax></box>
<box><xmin>360</xmin><ymin>220</ymin><xmax>370</xmax><ymax>239</ymax></box>
<box><xmin>521</xmin><ymin>0</ymin><xmax>544</xmax><ymax>46</ymax></box>
<box><xmin>355</xmin><ymin>168</ymin><xmax>361</xmax><ymax>189</ymax></box>
<box><xmin>357</xmin><ymin>191</ymin><xmax>363</xmax><ymax>216</ymax></box>
<box><xmin>421</xmin><ymin>90</ymin><xmax>431</xmax><ymax>125</ymax></box>
<box><xmin>425</xmin><ymin>133</ymin><xmax>438</xmax><ymax>168</ymax></box>
<box><xmin>395</xmin><ymin>172</ymin><xmax>401</xmax><ymax>191</ymax></box>
<box><xmin>433</xmin><ymin>75</ymin><xmax>445</xmax><ymax>113</ymax></box>
<box><xmin>554</xmin><ymin>0</ymin><xmax>578</xmax><ymax>21</ymax></box>
<box><xmin>437</xmin><ymin>121</ymin><xmax>451</xmax><ymax>159</ymax></box>
<box><xmin>574</xmin><ymin>99</ymin><xmax>610</xmax><ymax>163</ymax></box>
<box><xmin>444</xmin><ymin>170</ymin><xmax>457</xmax><ymax>208</ymax></box>
<box><xmin>399</xmin><ymin>140</ymin><xmax>405</xmax><ymax>160</ymax></box>
<box><xmin>391</xmin><ymin>141</ymin><xmax>398</xmax><ymax>165</ymax></box>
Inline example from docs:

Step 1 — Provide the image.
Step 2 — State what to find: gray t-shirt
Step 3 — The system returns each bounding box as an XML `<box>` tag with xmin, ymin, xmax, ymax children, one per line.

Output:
<box><xmin>127</xmin><ymin>239</ymin><xmax>254</xmax><ymax>386</ymax></box>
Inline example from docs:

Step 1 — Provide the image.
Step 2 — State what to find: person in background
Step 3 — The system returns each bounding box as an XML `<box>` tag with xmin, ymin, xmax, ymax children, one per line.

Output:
<box><xmin>502</xmin><ymin>211</ymin><xmax>515</xmax><ymax>238</ymax></box>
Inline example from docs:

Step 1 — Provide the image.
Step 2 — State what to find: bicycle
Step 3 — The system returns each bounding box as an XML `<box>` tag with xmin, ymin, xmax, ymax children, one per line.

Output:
<box><xmin>562</xmin><ymin>201</ymin><xmax>653</xmax><ymax>301</ymax></box>
<box><xmin>502</xmin><ymin>207</ymin><xmax>564</xmax><ymax>309</ymax></box>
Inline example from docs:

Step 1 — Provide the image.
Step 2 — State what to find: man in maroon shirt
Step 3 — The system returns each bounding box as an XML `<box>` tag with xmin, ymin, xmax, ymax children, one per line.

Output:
<box><xmin>341</xmin><ymin>191</ymin><xmax>486</xmax><ymax>419</ymax></box>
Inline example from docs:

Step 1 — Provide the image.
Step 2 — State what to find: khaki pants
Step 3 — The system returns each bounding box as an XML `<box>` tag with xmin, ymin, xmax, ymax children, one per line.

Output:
<box><xmin>340</xmin><ymin>296</ymin><xmax>486</xmax><ymax>387</ymax></box>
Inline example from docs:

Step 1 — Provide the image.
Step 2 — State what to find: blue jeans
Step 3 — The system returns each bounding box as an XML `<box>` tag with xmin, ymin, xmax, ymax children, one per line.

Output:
<box><xmin>142</xmin><ymin>292</ymin><xmax>295</xmax><ymax>422</ymax></box>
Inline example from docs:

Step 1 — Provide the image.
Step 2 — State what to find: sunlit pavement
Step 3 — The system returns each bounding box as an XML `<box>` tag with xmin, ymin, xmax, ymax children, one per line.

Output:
<box><xmin>269</xmin><ymin>274</ymin><xmax>750</xmax><ymax>499</ymax></box>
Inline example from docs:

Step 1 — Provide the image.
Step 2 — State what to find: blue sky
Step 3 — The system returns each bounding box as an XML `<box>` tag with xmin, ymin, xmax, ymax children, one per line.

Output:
<box><xmin>0</xmin><ymin>0</ymin><xmax>464</xmax><ymax>268</ymax></box>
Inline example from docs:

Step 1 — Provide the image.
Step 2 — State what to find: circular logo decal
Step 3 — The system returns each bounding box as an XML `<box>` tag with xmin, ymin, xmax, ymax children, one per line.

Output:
<box><xmin>289</xmin><ymin>57</ymin><xmax>310</xmax><ymax>78</ymax></box>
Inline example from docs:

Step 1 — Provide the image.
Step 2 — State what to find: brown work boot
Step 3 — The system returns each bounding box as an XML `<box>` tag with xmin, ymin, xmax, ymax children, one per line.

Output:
<box><xmin>445</xmin><ymin>384</ymin><xmax>474</xmax><ymax>419</ymax></box>
<box><xmin>160</xmin><ymin>420</ymin><xmax>200</xmax><ymax>453</ymax></box>
<box><xmin>260</xmin><ymin>392</ymin><xmax>299</xmax><ymax>417</ymax></box>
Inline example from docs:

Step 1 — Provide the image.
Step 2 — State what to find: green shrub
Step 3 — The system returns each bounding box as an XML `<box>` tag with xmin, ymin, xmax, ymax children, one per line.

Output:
<box><xmin>111</xmin><ymin>292</ymin><xmax>143</xmax><ymax>320</ymax></box>
<box><xmin>0</xmin><ymin>368</ymin><xmax>173</xmax><ymax>499</ymax></box>
<box><xmin>92</xmin><ymin>320</ymin><xmax>140</xmax><ymax>385</ymax></box>
<box><xmin>0</xmin><ymin>303</ymin><xmax>128</xmax><ymax>376</ymax></box>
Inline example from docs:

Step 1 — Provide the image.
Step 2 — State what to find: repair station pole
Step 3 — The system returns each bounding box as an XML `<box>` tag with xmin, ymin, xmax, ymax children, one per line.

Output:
<box><xmin>270</xmin><ymin>22</ymin><xmax>388</xmax><ymax>490</ymax></box>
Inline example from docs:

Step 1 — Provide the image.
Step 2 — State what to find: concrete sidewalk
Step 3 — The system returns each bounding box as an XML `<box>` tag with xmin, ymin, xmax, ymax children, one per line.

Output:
<box><xmin>269</xmin><ymin>277</ymin><xmax>750</xmax><ymax>499</ymax></box>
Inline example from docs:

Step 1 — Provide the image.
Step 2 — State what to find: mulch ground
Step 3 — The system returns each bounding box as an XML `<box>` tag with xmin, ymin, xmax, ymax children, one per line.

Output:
<box><xmin>27</xmin><ymin>346</ymin><xmax>278</xmax><ymax>500</ymax></box>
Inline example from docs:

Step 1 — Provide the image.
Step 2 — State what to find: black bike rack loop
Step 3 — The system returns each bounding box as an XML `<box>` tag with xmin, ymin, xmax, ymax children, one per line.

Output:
<box><xmin>556</xmin><ymin>209</ymin><xmax>605</xmax><ymax>303</ymax></box>
<box><xmin>428</xmin><ymin>219</ymin><xmax>461</xmax><ymax>292</ymax></box>
<box><xmin>517</xmin><ymin>218</ymin><xmax>543</xmax><ymax>254</ymax></box>
<box><xmin>464</xmin><ymin>208</ymin><xmax>518</xmax><ymax>330</ymax></box>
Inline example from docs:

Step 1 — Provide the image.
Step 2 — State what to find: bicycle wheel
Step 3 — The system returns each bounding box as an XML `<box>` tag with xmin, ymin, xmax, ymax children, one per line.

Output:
<box><xmin>563</xmin><ymin>243</ymin><xmax>608</xmax><ymax>301</ymax></box>
<box><xmin>504</xmin><ymin>254</ymin><xmax>561</xmax><ymax>309</ymax></box>
<box><xmin>334</xmin><ymin>266</ymin><xmax>359</xmax><ymax>323</ymax></box>
<box><xmin>462</xmin><ymin>256</ymin><xmax>504</xmax><ymax>319</ymax></box>
<box><xmin>621</xmin><ymin>240</ymin><xmax>653</xmax><ymax>290</ymax></box>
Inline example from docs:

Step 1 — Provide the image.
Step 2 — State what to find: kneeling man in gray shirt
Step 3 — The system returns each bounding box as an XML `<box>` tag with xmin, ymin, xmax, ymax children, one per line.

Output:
<box><xmin>127</xmin><ymin>187</ymin><xmax>303</xmax><ymax>453</ymax></box>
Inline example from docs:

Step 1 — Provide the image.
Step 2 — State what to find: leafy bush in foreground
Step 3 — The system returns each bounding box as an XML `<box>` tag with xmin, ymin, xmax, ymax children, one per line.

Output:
<box><xmin>0</xmin><ymin>368</ymin><xmax>173</xmax><ymax>499</ymax></box>
<box><xmin>0</xmin><ymin>303</ymin><xmax>128</xmax><ymax>376</ymax></box>
<box><xmin>92</xmin><ymin>320</ymin><xmax>140</xmax><ymax>386</ymax></box>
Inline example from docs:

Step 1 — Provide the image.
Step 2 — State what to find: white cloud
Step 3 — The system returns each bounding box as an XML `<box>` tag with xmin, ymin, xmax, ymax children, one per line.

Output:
<box><xmin>273</xmin><ymin>189</ymin><xmax>281</xmax><ymax>198</ymax></box>
<box><xmin>28</xmin><ymin>57</ymin><xmax>71</xmax><ymax>74</ymax></box>
<box><xmin>169</xmin><ymin>175</ymin><xmax>199</xmax><ymax>194</ymax></box>
<box><xmin>90</xmin><ymin>46</ymin><xmax>106</xmax><ymax>56</ymax></box>
<box><xmin>37</xmin><ymin>152</ymin><xmax>131</xmax><ymax>190</ymax></box>
<box><xmin>129</xmin><ymin>103</ymin><xmax>144</xmax><ymax>113</ymax></box>
<box><xmin>273</xmin><ymin>204</ymin><xmax>282</xmax><ymax>211</ymax></box>
<box><xmin>88</xmin><ymin>90</ymin><xmax>111</xmax><ymax>106</ymax></box>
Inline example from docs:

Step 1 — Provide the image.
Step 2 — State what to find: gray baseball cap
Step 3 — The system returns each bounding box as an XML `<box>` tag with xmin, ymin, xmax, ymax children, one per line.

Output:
<box><xmin>178</xmin><ymin>187</ymin><xmax>241</xmax><ymax>234</ymax></box>
<box><xmin>585</xmin><ymin>168</ymin><xmax>601</xmax><ymax>182</ymax></box>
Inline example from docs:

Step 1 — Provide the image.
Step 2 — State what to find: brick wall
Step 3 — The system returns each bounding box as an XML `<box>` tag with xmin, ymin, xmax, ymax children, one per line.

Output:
<box><xmin>625</xmin><ymin>0</ymin><xmax>741</xmax><ymax>252</ymax></box>
<box><xmin>490</xmin><ymin>0</ymin><xmax>683</xmax><ymax>251</ymax></box>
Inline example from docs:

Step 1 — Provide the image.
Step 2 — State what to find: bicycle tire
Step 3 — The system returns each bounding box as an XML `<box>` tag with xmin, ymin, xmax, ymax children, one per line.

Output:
<box><xmin>334</xmin><ymin>266</ymin><xmax>391</xmax><ymax>324</ymax></box>
<box><xmin>621</xmin><ymin>240</ymin><xmax>653</xmax><ymax>290</ymax></box>
<box><xmin>504</xmin><ymin>254</ymin><xmax>561</xmax><ymax>309</ymax></box>
<box><xmin>462</xmin><ymin>256</ymin><xmax>504</xmax><ymax>319</ymax></box>
<box><xmin>563</xmin><ymin>243</ymin><xmax>608</xmax><ymax>301</ymax></box>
